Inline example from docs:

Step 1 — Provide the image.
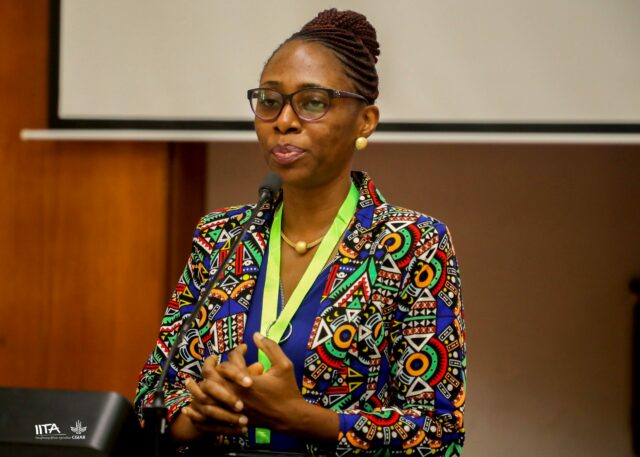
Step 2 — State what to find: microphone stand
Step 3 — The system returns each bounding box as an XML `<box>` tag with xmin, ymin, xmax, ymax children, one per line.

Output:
<box><xmin>144</xmin><ymin>176</ymin><xmax>281</xmax><ymax>457</ymax></box>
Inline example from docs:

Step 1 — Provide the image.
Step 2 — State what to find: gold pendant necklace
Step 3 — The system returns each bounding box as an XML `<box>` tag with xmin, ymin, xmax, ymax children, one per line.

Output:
<box><xmin>281</xmin><ymin>232</ymin><xmax>324</xmax><ymax>255</ymax></box>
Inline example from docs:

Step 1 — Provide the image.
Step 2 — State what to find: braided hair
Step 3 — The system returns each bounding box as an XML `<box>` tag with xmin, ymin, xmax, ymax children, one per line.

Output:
<box><xmin>268</xmin><ymin>9</ymin><xmax>380</xmax><ymax>104</ymax></box>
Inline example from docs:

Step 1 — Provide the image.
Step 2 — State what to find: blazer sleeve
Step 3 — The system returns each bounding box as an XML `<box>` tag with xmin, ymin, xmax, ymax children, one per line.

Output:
<box><xmin>334</xmin><ymin>221</ymin><xmax>466</xmax><ymax>456</ymax></box>
<box><xmin>134</xmin><ymin>215</ymin><xmax>217</xmax><ymax>424</ymax></box>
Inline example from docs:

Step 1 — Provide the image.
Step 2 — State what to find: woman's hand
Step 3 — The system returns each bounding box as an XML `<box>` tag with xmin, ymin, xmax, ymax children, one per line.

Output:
<box><xmin>217</xmin><ymin>333</ymin><xmax>339</xmax><ymax>441</ymax></box>
<box><xmin>169</xmin><ymin>346</ymin><xmax>262</xmax><ymax>442</ymax></box>
<box><xmin>217</xmin><ymin>333</ymin><xmax>302</xmax><ymax>432</ymax></box>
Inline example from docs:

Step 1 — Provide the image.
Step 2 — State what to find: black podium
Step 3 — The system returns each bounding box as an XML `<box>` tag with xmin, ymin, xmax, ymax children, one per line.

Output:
<box><xmin>0</xmin><ymin>387</ymin><xmax>142</xmax><ymax>456</ymax></box>
<box><xmin>0</xmin><ymin>387</ymin><xmax>324</xmax><ymax>456</ymax></box>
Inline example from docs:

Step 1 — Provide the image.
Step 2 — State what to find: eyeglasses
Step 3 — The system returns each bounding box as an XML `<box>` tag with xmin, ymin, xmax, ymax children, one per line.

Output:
<box><xmin>247</xmin><ymin>87</ymin><xmax>370</xmax><ymax>122</ymax></box>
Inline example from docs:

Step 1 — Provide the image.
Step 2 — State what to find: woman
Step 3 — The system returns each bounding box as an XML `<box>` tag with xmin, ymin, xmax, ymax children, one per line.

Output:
<box><xmin>136</xmin><ymin>9</ymin><xmax>466</xmax><ymax>456</ymax></box>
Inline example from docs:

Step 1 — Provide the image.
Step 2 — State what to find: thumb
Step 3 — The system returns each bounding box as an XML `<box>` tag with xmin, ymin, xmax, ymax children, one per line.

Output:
<box><xmin>247</xmin><ymin>361</ymin><xmax>265</xmax><ymax>376</ymax></box>
<box><xmin>254</xmin><ymin>332</ymin><xmax>292</xmax><ymax>372</ymax></box>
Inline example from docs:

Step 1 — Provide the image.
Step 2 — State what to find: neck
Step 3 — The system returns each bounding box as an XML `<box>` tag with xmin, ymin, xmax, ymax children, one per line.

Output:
<box><xmin>280</xmin><ymin>174</ymin><xmax>353</xmax><ymax>241</ymax></box>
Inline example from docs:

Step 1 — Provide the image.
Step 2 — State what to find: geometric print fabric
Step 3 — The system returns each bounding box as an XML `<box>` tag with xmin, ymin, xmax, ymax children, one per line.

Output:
<box><xmin>135</xmin><ymin>171</ymin><xmax>466</xmax><ymax>456</ymax></box>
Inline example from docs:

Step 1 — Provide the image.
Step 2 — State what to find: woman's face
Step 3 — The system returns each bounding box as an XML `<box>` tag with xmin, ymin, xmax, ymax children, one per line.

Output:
<box><xmin>255</xmin><ymin>40</ymin><xmax>378</xmax><ymax>189</ymax></box>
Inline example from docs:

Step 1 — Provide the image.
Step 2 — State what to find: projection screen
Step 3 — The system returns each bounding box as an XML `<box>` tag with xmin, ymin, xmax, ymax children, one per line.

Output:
<box><xmin>50</xmin><ymin>0</ymin><xmax>640</xmax><ymax>133</ymax></box>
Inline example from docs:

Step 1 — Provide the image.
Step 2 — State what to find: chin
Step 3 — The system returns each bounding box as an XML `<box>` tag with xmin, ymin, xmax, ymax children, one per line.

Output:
<box><xmin>269</xmin><ymin>167</ymin><xmax>318</xmax><ymax>189</ymax></box>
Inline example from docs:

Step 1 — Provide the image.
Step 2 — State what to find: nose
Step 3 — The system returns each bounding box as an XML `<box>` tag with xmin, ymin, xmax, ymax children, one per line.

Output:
<box><xmin>273</xmin><ymin>101</ymin><xmax>301</xmax><ymax>135</ymax></box>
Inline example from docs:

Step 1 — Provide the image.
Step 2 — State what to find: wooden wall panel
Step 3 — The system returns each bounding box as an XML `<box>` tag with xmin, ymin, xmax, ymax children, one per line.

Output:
<box><xmin>0</xmin><ymin>0</ymin><xmax>205</xmax><ymax>400</ymax></box>
<box><xmin>167</xmin><ymin>143</ymin><xmax>206</xmax><ymax>290</ymax></box>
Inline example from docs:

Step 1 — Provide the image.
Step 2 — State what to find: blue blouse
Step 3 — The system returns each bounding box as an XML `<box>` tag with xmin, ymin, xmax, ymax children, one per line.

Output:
<box><xmin>240</xmin><ymin>245</ymin><xmax>331</xmax><ymax>452</ymax></box>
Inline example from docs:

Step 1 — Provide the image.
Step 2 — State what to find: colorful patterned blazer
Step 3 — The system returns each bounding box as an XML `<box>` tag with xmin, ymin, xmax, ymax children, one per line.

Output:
<box><xmin>135</xmin><ymin>171</ymin><xmax>466</xmax><ymax>456</ymax></box>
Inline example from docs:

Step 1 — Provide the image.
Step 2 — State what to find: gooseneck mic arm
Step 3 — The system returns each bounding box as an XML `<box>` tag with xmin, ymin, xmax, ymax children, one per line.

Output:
<box><xmin>143</xmin><ymin>173</ymin><xmax>282</xmax><ymax>456</ymax></box>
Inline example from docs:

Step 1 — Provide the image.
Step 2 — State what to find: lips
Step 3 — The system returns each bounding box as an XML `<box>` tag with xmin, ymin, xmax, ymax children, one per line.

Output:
<box><xmin>270</xmin><ymin>144</ymin><xmax>305</xmax><ymax>166</ymax></box>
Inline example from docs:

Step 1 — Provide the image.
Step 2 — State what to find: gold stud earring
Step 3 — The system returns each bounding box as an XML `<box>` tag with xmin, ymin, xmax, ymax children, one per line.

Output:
<box><xmin>355</xmin><ymin>136</ymin><xmax>368</xmax><ymax>151</ymax></box>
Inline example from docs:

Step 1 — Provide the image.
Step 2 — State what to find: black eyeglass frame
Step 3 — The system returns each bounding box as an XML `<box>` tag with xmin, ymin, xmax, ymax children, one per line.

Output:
<box><xmin>247</xmin><ymin>87</ymin><xmax>371</xmax><ymax>122</ymax></box>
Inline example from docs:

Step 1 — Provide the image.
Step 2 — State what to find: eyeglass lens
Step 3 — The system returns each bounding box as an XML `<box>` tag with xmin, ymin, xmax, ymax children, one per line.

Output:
<box><xmin>250</xmin><ymin>88</ymin><xmax>330</xmax><ymax>121</ymax></box>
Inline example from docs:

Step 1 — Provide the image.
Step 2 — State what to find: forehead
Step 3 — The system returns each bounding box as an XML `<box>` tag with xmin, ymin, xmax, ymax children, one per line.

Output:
<box><xmin>260</xmin><ymin>40</ymin><xmax>353</xmax><ymax>91</ymax></box>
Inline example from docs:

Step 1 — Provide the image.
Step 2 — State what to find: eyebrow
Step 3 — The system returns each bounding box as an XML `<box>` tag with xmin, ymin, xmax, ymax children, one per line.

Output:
<box><xmin>260</xmin><ymin>81</ymin><xmax>325</xmax><ymax>90</ymax></box>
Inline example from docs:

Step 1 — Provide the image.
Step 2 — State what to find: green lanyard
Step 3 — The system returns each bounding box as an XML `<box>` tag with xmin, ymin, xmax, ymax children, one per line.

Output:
<box><xmin>255</xmin><ymin>182</ymin><xmax>359</xmax><ymax>445</ymax></box>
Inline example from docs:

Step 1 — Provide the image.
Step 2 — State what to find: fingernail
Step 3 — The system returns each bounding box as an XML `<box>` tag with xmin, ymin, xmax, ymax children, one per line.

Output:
<box><xmin>255</xmin><ymin>332</ymin><xmax>264</xmax><ymax>340</ymax></box>
<box><xmin>235</xmin><ymin>400</ymin><xmax>243</xmax><ymax>411</ymax></box>
<box><xmin>238</xmin><ymin>415</ymin><xmax>248</xmax><ymax>425</ymax></box>
<box><xmin>242</xmin><ymin>376</ymin><xmax>252</xmax><ymax>387</ymax></box>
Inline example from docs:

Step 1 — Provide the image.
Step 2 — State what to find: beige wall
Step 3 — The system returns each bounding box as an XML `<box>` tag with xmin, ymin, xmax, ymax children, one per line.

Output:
<box><xmin>207</xmin><ymin>141</ymin><xmax>640</xmax><ymax>456</ymax></box>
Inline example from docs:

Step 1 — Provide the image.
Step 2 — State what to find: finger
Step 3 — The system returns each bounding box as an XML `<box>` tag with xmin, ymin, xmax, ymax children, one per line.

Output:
<box><xmin>202</xmin><ymin>354</ymin><xmax>219</xmax><ymax>379</ymax></box>
<box><xmin>185</xmin><ymin>377</ymin><xmax>215</xmax><ymax>406</ymax></box>
<box><xmin>227</xmin><ymin>345</ymin><xmax>252</xmax><ymax>387</ymax></box>
<box><xmin>184</xmin><ymin>403</ymin><xmax>248</xmax><ymax>427</ymax></box>
<box><xmin>247</xmin><ymin>361</ymin><xmax>264</xmax><ymax>376</ymax></box>
<box><xmin>228</xmin><ymin>344</ymin><xmax>249</xmax><ymax>370</ymax></box>
<box><xmin>181</xmin><ymin>405</ymin><xmax>208</xmax><ymax>424</ymax></box>
<box><xmin>183</xmin><ymin>407</ymin><xmax>248</xmax><ymax>435</ymax></box>
<box><xmin>228</xmin><ymin>346</ymin><xmax>252</xmax><ymax>386</ymax></box>
<box><xmin>217</xmin><ymin>360</ymin><xmax>253</xmax><ymax>388</ymax></box>
<box><xmin>201</xmin><ymin>404</ymin><xmax>249</xmax><ymax>426</ymax></box>
<box><xmin>254</xmin><ymin>332</ymin><xmax>293</xmax><ymax>371</ymax></box>
<box><xmin>199</xmin><ymin>361</ymin><xmax>246</xmax><ymax>410</ymax></box>
<box><xmin>203</xmin><ymin>354</ymin><xmax>246</xmax><ymax>386</ymax></box>
<box><xmin>199</xmin><ymin>377</ymin><xmax>244</xmax><ymax>412</ymax></box>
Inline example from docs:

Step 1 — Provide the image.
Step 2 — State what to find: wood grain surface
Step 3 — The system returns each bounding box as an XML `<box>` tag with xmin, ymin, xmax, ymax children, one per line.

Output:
<box><xmin>0</xmin><ymin>0</ymin><xmax>204</xmax><ymax>400</ymax></box>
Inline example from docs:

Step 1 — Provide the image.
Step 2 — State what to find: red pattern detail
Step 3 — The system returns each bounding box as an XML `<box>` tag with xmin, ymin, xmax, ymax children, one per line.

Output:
<box><xmin>195</xmin><ymin>235</ymin><xmax>213</xmax><ymax>252</ymax></box>
<box><xmin>317</xmin><ymin>345</ymin><xmax>343</xmax><ymax>369</ymax></box>
<box><xmin>396</xmin><ymin>224</ymin><xmax>421</xmax><ymax>269</ymax></box>
<box><xmin>427</xmin><ymin>338</ymin><xmax>448</xmax><ymax>387</ymax></box>
<box><xmin>218</xmin><ymin>250</ymin><xmax>228</xmax><ymax>275</ymax></box>
<box><xmin>324</xmin><ymin>263</ymin><xmax>340</xmax><ymax>297</ymax></box>
<box><xmin>235</xmin><ymin>244</ymin><xmax>243</xmax><ymax>276</ymax></box>
<box><xmin>369</xmin><ymin>179</ymin><xmax>382</xmax><ymax>206</ymax></box>
<box><xmin>363</xmin><ymin>409</ymin><xmax>401</xmax><ymax>427</ymax></box>
<box><xmin>431</xmin><ymin>250</ymin><xmax>448</xmax><ymax>295</ymax></box>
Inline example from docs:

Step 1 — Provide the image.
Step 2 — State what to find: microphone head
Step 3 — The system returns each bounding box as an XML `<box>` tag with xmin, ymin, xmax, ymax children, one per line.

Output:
<box><xmin>258</xmin><ymin>172</ymin><xmax>283</xmax><ymax>202</ymax></box>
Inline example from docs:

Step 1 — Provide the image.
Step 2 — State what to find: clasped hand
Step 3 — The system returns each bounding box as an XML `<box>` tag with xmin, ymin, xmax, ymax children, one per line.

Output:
<box><xmin>181</xmin><ymin>332</ymin><xmax>304</xmax><ymax>437</ymax></box>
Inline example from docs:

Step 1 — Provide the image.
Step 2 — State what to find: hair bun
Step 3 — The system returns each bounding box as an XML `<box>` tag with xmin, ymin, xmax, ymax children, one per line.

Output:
<box><xmin>301</xmin><ymin>8</ymin><xmax>380</xmax><ymax>63</ymax></box>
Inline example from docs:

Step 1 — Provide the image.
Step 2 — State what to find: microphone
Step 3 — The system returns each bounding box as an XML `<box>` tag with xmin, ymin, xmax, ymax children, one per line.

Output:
<box><xmin>258</xmin><ymin>172</ymin><xmax>283</xmax><ymax>208</ymax></box>
<box><xmin>143</xmin><ymin>173</ymin><xmax>281</xmax><ymax>456</ymax></box>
